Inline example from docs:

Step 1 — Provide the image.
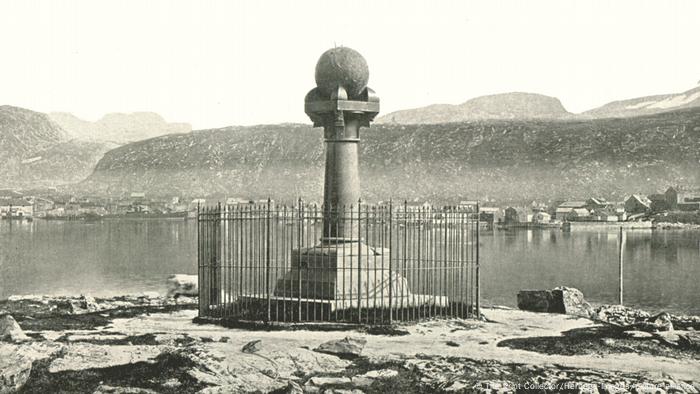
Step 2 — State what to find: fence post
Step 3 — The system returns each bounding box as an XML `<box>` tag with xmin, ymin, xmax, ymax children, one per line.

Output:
<box><xmin>266</xmin><ymin>198</ymin><xmax>272</xmax><ymax>323</ymax></box>
<box><xmin>211</xmin><ymin>203</ymin><xmax>221</xmax><ymax>313</ymax></box>
<box><xmin>197</xmin><ymin>203</ymin><xmax>203</xmax><ymax>317</ymax></box>
<box><xmin>388</xmin><ymin>199</ymin><xmax>393</xmax><ymax>324</ymax></box>
<box><xmin>297</xmin><ymin>198</ymin><xmax>303</xmax><ymax>322</ymax></box>
<box><xmin>357</xmin><ymin>198</ymin><xmax>363</xmax><ymax>324</ymax></box>
<box><xmin>475</xmin><ymin>201</ymin><xmax>481</xmax><ymax>318</ymax></box>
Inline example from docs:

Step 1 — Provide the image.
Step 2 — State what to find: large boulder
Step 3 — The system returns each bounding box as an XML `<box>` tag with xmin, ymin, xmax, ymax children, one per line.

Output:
<box><xmin>0</xmin><ymin>349</ymin><xmax>33</xmax><ymax>394</ymax></box>
<box><xmin>0</xmin><ymin>314</ymin><xmax>29</xmax><ymax>342</ymax></box>
<box><xmin>517</xmin><ymin>287</ymin><xmax>593</xmax><ymax>317</ymax></box>
<box><xmin>69</xmin><ymin>295</ymin><xmax>100</xmax><ymax>314</ymax></box>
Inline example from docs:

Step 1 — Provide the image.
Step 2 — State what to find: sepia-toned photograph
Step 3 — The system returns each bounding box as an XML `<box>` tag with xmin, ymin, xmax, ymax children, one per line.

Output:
<box><xmin>1</xmin><ymin>1</ymin><xmax>699</xmax><ymax>393</ymax></box>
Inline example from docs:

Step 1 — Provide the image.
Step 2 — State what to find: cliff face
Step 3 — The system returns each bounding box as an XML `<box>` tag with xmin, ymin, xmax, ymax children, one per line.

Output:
<box><xmin>82</xmin><ymin>109</ymin><xmax>700</xmax><ymax>203</ymax></box>
<box><xmin>49</xmin><ymin>112</ymin><xmax>191</xmax><ymax>145</ymax></box>
<box><xmin>0</xmin><ymin>106</ymin><xmax>108</xmax><ymax>188</ymax></box>
<box><xmin>377</xmin><ymin>92</ymin><xmax>573</xmax><ymax>124</ymax></box>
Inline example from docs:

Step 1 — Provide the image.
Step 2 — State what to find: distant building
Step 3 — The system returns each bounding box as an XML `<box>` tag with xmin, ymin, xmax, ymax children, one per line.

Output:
<box><xmin>504</xmin><ymin>207</ymin><xmax>529</xmax><ymax>224</ymax></box>
<box><xmin>555</xmin><ymin>201</ymin><xmax>587</xmax><ymax>220</ymax></box>
<box><xmin>33</xmin><ymin>197</ymin><xmax>55</xmax><ymax>213</ymax></box>
<box><xmin>130</xmin><ymin>192</ymin><xmax>146</xmax><ymax>202</ymax></box>
<box><xmin>624</xmin><ymin>195</ymin><xmax>652</xmax><ymax>215</ymax></box>
<box><xmin>0</xmin><ymin>198</ymin><xmax>34</xmax><ymax>218</ymax></box>
<box><xmin>458</xmin><ymin>200</ymin><xmax>479</xmax><ymax>212</ymax></box>
<box><xmin>665</xmin><ymin>186</ymin><xmax>700</xmax><ymax>211</ymax></box>
<box><xmin>190</xmin><ymin>199</ymin><xmax>206</xmax><ymax>210</ymax></box>
<box><xmin>591</xmin><ymin>209</ymin><xmax>618</xmax><ymax>222</ymax></box>
<box><xmin>585</xmin><ymin>198</ymin><xmax>610</xmax><ymax>211</ymax></box>
<box><xmin>479</xmin><ymin>207</ymin><xmax>500</xmax><ymax>224</ymax></box>
<box><xmin>648</xmin><ymin>194</ymin><xmax>669</xmax><ymax>212</ymax></box>
<box><xmin>532</xmin><ymin>211</ymin><xmax>551</xmax><ymax>224</ymax></box>
<box><xmin>566</xmin><ymin>208</ymin><xmax>591</xmax><ymax>222</ymax></box>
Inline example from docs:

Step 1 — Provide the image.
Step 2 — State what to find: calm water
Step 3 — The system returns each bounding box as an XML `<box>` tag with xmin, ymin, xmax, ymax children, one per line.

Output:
<box><xmin>1</xmin><ymin>220</ymin><xmax>698</xmax><ymax>315</ymax></box>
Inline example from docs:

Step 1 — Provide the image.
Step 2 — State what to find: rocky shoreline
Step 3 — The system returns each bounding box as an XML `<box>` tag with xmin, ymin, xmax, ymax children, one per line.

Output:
<box><xmin>1</xmin><ymin>294</ymin><xmax>699</xmax><ymax>393</ymax></box>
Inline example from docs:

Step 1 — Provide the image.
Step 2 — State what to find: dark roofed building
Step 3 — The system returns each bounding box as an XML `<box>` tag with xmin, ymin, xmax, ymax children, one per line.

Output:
<box><xmin>624</xmin><ymin>194</ymin><xmax>651</xmax><ymax>215</ymax></box>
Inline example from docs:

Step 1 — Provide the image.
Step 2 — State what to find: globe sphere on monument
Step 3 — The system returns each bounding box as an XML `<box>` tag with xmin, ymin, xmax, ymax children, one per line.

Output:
<box><xmin>314</xmin><ymin>46</ymin><xmax>369</xmax><ymax>99</ymax></box>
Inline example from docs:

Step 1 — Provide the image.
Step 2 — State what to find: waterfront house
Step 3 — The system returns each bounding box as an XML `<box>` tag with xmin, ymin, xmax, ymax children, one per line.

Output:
<box><xmin>32</xmin><ymin>197</ymin><xmax>55</xmax><ymax>214</ymax></box>
<box><xmin>555</xmin><ymin>201</ymin><xmax>587</xmax><ymax>220</ymax></box>
<box><xmin>624</xmin><ymin>194</ymin><xmax>652</xmax><ymax>215</ymax></box>
<box><xmin>504</xmin><ymin>207</ymin><xmax>529</xmax><ymax>224</ymax></box>
<box><xmin>225</xmin><ymin>197</ymin><xmax>249</xmax><ymax>206</ymax></box>
<box><xmin>479</xmin><ymin>206</ymin><xmax>500</xmax><ymax>225</ymax></box>
<box><xmin>0</xmin><ymin>198</ymin><xmax>34</xmax><ymax>218</ymax></box>
<box><xmin>458</xmin><ymin>200</ymin><xmax>479</xmax><ymax>212</ymax></box>
<box><xmin>664</xmin><ymin>186</ymin><xmax>700</xmax><ymax>211</ymax></box>
<box><xmin>532</xmin><ymin>211</ymin><xmax>551</xmax><ymax>224</ymax></box>
<box><xmin>566</xmin><ymin>208</ymin><xmax>591</xmax><ymax>222</ymax></box>
<box><xmin>648</xmin><ymin>193</ymin><xmax>669</xmax><ymax>212</ymax></box>
<box><xmin>585</xmin><ymin>198</ymin><xmax>610</xmax><ymax>211</ymax></box>
<box><xmin>591</xmin><ymin>208</ymin><xmax>618</xmax><ymax>222</ymax></box>
<box><xmin>615</xmin><ymin>208</ymin><xmax>627</xmax><ymax>222</ymax></box>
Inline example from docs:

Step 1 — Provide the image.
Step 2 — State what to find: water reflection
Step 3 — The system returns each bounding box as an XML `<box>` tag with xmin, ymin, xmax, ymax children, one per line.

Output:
<box><xmin>480</xmin><ymin>228</ymin><xmax>699</xmax><ymax>316</ymax></box>
<box><xmin>1</xmin><ymin>220</ymin><xmax>698</xmax><ymax>315</ymax></box>
<box><xmin>0</xmin><ymin>219</ymin><xmax>198</xmax><ymax>299</ymax></box>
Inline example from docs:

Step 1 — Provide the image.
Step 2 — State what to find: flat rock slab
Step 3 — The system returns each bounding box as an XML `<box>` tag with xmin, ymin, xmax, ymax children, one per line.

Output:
<box><xmin>172</xmin><ymin>341</ymin><xmax>350</xmax><ymax>392</ymax></box>
<box><xmin>49</xmin><ymin>344</ymin><xmax>162</xmax><ymax>373</ymax></box>
<box><xmin>314</xmin><ymin>336</ymin><xmax>367</xmax><ymax>359</ymax></box>
<box><xmin>93</xmin><ymin>385</ymin><xmax>159</xmax><ymax>394</ymax></box>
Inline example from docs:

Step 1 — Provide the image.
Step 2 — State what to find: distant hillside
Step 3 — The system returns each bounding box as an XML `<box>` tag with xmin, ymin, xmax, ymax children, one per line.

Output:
<box><xmin>0</xmin><ymin>105</ymin><xmax>108</xmax><ymax>188</ymax></box>
<box><xmin>582</xmin><ymin>86</ymin><xmax>700</xmax><ymax>119</ymax></box>
<box><xmin>377</xmin><ymin>92</ymin><xmax>572</xmax><ymax>124</ymax></box>
<box><xmin>82</xmin><ymin>109</ymin><xmax>700</xmax><ymax>203</ymax></box>
<box><xmin>49</xmin><ymin>112</ymin><xmax>191</xmax><ymax>145</ymax></box>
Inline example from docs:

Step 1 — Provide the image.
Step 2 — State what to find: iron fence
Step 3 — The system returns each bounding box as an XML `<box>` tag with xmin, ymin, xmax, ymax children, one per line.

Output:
<box><xmin>198</xmin><ymin>200</ymin><xmax>480</xmax><ymax>325</ymax></box>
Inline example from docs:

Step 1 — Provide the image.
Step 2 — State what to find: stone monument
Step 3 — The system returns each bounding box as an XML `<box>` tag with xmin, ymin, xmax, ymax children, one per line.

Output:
<box><xmin>273</xmin><ymin>47</ymin><xmax>412</xmax><ymax>310</ymax></box>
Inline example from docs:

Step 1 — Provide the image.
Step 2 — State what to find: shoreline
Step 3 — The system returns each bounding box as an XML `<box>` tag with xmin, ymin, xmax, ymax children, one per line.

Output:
<box><xmin>2</xmin><ymin>293</ymin><xmax>699</xmax><ymax>393</ymax></box>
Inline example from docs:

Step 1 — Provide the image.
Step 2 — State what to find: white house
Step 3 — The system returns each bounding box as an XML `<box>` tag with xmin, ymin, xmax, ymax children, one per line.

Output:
<box><xmin>0</xmin><ymin>198</ymin><xmax>34</xmax><ymax>218</ymax></box>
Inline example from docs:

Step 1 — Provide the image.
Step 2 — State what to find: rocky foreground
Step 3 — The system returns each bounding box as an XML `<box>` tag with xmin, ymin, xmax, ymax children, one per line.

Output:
<box><xmin>1</xmin><ymin>294</ymin><xmax>699</xmax><ymax>394</ymax></box>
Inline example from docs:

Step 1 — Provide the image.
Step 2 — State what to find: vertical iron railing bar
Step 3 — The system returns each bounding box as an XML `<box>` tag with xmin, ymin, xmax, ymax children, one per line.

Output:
<box><xmin>297</xmin><ymin>199</ymin><xmax>302</xmax><ymax>322</ymax></box>
<box><xmin>197</xmin><ymin>204</ymin><xmax>202</xmax><ymax>316</ymax></box>
<box><xmin>402</xmin><ymin>201</ymin><xmax>407</xmax><ymax>321</ymax></box>
<box><xmin>476</xmin><ymin>201</ymin><xmax>481</xmax><ymax>318</ymax></box>
<box><xmin>388</xmin><ymin>200</ymin><xmax>393</xmax><ymax>324</ymax></box>
<box><xmin>282</xmin><ymin>204</ymin><xmax>288</xmax><ymax>322</ymax></box>
<box><xmin>266</xmin><ymin>199</ymin><xmax>272</xmax><ymax>323</ymax></box>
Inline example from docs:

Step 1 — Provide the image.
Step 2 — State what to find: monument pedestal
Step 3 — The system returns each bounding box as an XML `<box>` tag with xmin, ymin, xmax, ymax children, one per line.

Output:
<box><xmin>272</xmin><ymin>241</ymin><xmax>448</xmax><ymax>310</ymax></box>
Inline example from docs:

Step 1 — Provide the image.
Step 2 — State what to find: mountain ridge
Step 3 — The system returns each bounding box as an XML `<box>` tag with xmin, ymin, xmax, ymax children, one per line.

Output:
<box><xmin>49</xmin><ymin>111</ymin><xmax>191</xmax><ymax>145</ymax></box>
<box><xmin>0</xmin><ymin>106</ymin><xmax>109</xmax><ymax>188</ymax></box>
<box><xmin>377</xmin><ymin>85</ymin><xmax>700</xmax><ymax>124</ymax></box>
<box><xmin>377</xmin><ymin>92</ymin><xmax>572</xmax><ymax>124</ymax></box>
<box><xmin>81</xmin><ymin>107</ymin><xmax>700</xmax><ymax>203</ymax></box>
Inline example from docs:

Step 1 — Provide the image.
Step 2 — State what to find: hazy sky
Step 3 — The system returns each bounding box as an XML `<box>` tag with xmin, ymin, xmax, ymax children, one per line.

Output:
<box><xmin>1</xmin><ymin>0</ymin><xmax>699</xmax><ymax>129</ymax></box>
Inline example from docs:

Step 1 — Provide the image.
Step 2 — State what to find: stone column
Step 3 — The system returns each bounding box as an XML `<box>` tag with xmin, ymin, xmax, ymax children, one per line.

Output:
<box><xmin>304</xmin><ymin>47</ymin><xmax>379</xmax><ymax>241</ymax></box>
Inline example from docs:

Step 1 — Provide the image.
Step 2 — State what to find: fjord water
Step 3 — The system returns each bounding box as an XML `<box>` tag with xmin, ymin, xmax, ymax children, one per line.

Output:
<box><xmin>1</xmin><ymin>219</ymin><xmax>698</xmax><ymax>316</ymax></box>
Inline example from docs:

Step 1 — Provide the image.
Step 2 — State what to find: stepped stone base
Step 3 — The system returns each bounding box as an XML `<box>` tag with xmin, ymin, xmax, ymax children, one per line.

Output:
<box><xmin>274</xmin><ymin>241</ymin><xmax>412</xmax><ymax>302</ymax></box>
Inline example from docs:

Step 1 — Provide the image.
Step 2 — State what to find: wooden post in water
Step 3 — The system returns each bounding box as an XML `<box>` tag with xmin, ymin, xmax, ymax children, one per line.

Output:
<box><xmin>618</xmin><ymin>226</ymin><xmax>624</xmax><ymax>305</ymax></box>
